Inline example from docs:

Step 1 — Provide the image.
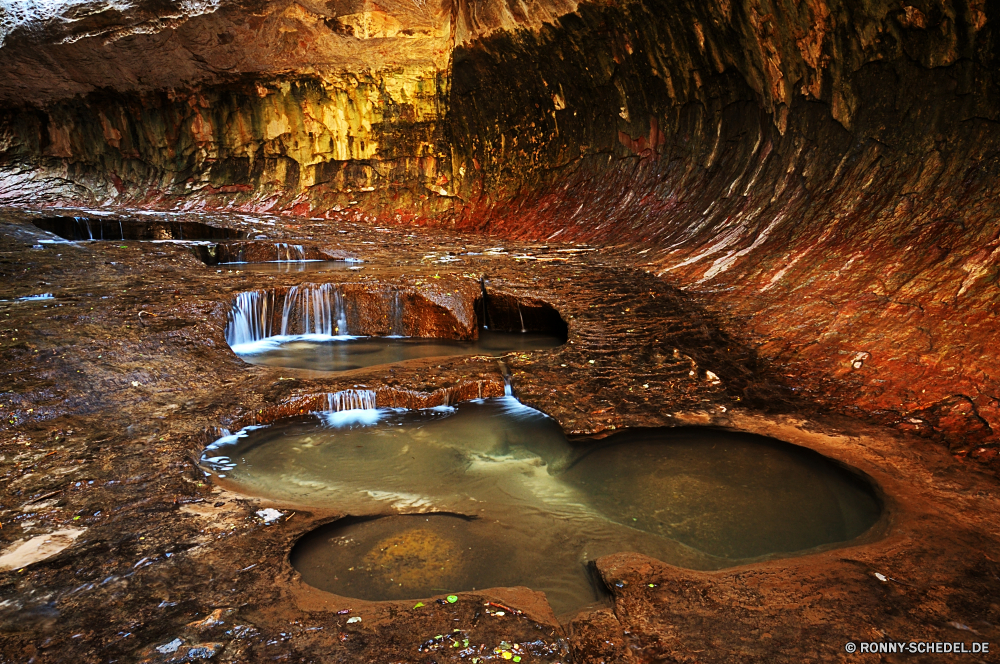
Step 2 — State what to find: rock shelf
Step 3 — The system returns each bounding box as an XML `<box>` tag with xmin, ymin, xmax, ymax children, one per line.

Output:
<box><xmin>0</xmin><ymin>208</ymin><xmax>997</xmax><ymax>662</ymax></box>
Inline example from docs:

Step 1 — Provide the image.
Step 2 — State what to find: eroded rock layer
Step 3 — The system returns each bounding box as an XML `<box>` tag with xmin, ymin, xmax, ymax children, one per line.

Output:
<box><xmin>0</xmin><ymin>209</ymin><xmax>997</xmax><ymax>662</ymax></box>
<box><xmin>1</xmin><ymin>0</ymin><xmax>998</xmax><ymax>456</ymax></box>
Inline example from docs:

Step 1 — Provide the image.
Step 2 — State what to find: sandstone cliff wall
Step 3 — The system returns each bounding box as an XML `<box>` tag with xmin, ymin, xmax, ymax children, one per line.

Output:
<box><xmin>0</xmin><ymin>0</ymin><xmax>997</xmax><ymax>456</ymax></box>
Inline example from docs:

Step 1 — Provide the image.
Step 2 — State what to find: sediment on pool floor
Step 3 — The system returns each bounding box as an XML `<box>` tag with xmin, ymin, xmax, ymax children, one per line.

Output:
<box><xmin>200</xmin><ymin>395</ymin><xmax>886</xmax><ymax>616</ymax></box>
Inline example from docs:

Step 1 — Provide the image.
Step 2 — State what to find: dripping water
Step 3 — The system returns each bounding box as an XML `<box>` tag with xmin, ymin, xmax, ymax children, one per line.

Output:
<box><xmin>75</xmin><ymin>217</ymin><xmax>93</xmax><ymax>240</ymax></box>
<box><xmin>479</xmin><ymin>275</ymin><xmax>491</xmax><ymax>330</ymax></box>
<box><xmin>389</xmin><ymin>290</ymin><xmax>404</xmax><ymax>336</ymax></box>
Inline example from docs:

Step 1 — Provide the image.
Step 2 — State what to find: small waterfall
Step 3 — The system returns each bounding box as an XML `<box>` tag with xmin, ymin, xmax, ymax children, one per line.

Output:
<box><xmin>479</xmin><ymin>275</ymin><xmax>491</xmax><ymax>330</ymax></box>
<box><xmin>280</xmin><ymin>284</ymin><xmax>349</xmax><ymax>336</ymax></box>
<box><xmin>324</xmin><ymin>389</ymin><xmax>377</xmax><ymax>411</ymax></box>
<box><xmin>275</xmin><ymin>243</ymin><xmax>306</xmax><ymax>262</ymax></box>
<box><xmin>227</xmin><ymin>284</ymin><xmax>361</xmax><ymax>349</ymax></box>
<box><xmin>75</xmin><ymin>217</ymin><xmax>93</xmax><ymax>240</ymax></box>
<box><xmin>389</xmin><ymin>290</ymin><xmax>404</xmax><ymax>336</ymax></box>
<box><xmin>337</xmin><ymin>289</ymin><xmax>348</xmax><ymax>334</ymax></box>
<box><xmin>226</xmin><ymin>291</ymin><xmax>276</xmax><ymax>346</ymax></box>
<box><xmin>517</xmin><ymin>302</ymin><xmax>526</xmax><ymax>333</ymax></box>
<box><xmin>497</xmin><ymin>360</ymin><xmax>513</xmax><ymax>397</ymax></box>
<box><xmin>118</xmin><ymin>220</ymin><xmax>124</xmax><ymax>240</ymax></box>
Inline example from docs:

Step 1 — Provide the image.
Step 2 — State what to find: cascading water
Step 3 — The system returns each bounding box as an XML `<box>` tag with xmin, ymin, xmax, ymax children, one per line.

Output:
<box><xmin>225</xmin><ymin>285</ymin><xmax>564</xmax><ymax>371</ymax></box>
<box><xmin>388</xmin><ymin>290</ymin><xmax>404</xmax><ymax>336</ymax></box>
<box><xmin>276</xmin><ymin>243</ymin><xmax>306</xmax><ymax>262</ymax></box>
<box><xmin>225</xmin><ymin>284</ymin><xmax>352</xmax><ymax>352</ymax></box>
<box><xmin>280</xmin><ymin>284</ymin><xmax>349</xmax><ymax>337</ymax></box>
<box><xmin>325</xmin><ymin>389</ymin><xmax>378</xmax><ymax>411</ymax></box>
<box><xmin>498</xmin><ymin>360</ymin><xmax>514</xmax><ymax>397</ymax></box>
<box><xmin>75</xmin><ymin>217</ymin><xmax>93</xmax><ymax>240</ymax></box>
<box><xmin>226</xmin><ymin>290</ymin><xmax>277</xmax><ymax>348</ymax></box>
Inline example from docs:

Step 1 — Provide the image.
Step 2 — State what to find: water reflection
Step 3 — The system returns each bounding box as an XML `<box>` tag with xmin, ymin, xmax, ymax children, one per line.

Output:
<box><xmin>204</xmin><ymin>401</ymin><xmax>881</xmax><ymax>614</ymax></box>
<box><xmin>232</xmin><ymin>330</ymin><xmax>564</xmax><ymax>372</ymax></box>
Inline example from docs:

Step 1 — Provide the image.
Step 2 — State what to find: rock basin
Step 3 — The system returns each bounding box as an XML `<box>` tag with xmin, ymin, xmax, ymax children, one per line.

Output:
<box><xmin>203</xmin><ymin>395</ymin><xmax>882</xmax><ymax>615</ymax></box>
<box><xmin>0</xmin><ymin>207</ymin><xmax>996</xmax><ymax>663</ymax></box>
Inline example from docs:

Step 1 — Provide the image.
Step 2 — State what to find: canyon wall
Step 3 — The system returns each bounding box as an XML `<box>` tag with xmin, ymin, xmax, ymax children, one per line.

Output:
<box><xmin>1</xmin><ymin>0</ymin><xmax>998</xmax><ymax>458</ymax></box>
<box><xmin>0</xmin><ymin>0</ymin><xmax>456</xmax><ymax>209</ymax></box>
<box><xmin>445</xmin><ymin>0</ymin><xmax>1000</xmax><ymax>459</ymax></box>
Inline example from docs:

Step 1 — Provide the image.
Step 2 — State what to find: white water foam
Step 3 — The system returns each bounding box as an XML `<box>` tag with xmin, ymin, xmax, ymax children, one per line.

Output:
<box><xmin>317</xmin><ymin>408</ymin><xmax>385</xmax><ymax>428</ymax></box>
<box><xmin>228</xmin><ymin>333</ymin><xmax>360</xmax><ymax>356</ymax></box>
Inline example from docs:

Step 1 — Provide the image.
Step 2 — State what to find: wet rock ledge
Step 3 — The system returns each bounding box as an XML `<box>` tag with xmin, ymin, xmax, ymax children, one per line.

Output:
<box><xmin>0</xmin><ymin>2</ymin><xmax>998</xmax><ymax>659</ymax></box>
<box><xmin>0</xmin><ymin>209</ymin><xmax>998</xmax><ymax>662</ymax></box>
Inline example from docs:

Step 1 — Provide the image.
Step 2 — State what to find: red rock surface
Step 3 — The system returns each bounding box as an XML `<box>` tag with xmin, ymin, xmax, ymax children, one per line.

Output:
<box><xmin>1</xmin><ymin>0</ymin><xmax>997</xmax><ymax>455</ymax></box>
<box><xmin>1</xmin><ymin>0</ymin><xmax>1000</xmax><ymax>660</ymax></box>
<box><xmin>0</xmin><ymin>209</ymin><xmax>997</xmax><ymax>662</ymax></box>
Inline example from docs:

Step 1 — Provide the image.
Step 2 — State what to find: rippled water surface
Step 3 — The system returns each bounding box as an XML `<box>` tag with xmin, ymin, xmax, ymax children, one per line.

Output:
<box><xmin>220</xmin><ymin>260</ymin><xmax>359</xmax><ymax>273</ymax></box>
<box><xmin>203</xmin><ymin>401</ymin><xmax>881</xmax><ymax>614</ymax></box>
<box><xmin>232</xmin><ymin>330</ymin><xmax>564</xmax><ymax>372</ymax></box>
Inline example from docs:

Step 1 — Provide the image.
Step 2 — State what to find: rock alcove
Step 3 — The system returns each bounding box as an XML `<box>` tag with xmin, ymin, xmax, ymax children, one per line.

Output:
<box><xmin>223</xmin><ymin>282</ymin><xmax>567</xmax><ymax>371</ymax></box>
<box><xmin>1</xmin><ymin>0</ymin><xmax>999</xmax><ymax>662</ymax></box>
<box><xmin>33</xmin><ymin>215</ymin><xmax>249</xmax><ymax>242</ymax></box>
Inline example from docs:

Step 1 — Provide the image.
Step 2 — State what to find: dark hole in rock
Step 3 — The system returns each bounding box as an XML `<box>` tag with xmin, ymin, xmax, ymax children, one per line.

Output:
<box><xmin>225</xmin><ymin>284</ymin><xmax>566</xmax><ymax>371</ymax></box>
<box><xmin>32</xmin><ymin>216</ymin><xmax>247</xmax><ymax>241</ymax></box>
<box><xmin>475</xmin><ymin>291</ymin><xmax>569</xmax><ymax>339</ymax></box>
<box><xmin>203</xmin><ymin>397</ymin><xmax>882</xmax><ymax>615</ymax></box>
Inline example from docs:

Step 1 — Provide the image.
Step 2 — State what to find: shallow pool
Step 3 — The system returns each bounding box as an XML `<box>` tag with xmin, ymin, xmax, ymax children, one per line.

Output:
<box><xmin>232</xmin><ymin>330</ymin><xmax>564</xmax><ymax>371</ymax></box>
<box><xmin>203</xmin><ymin>398</ymin><xmax>881</xmax><ymax>614</ymax></box>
